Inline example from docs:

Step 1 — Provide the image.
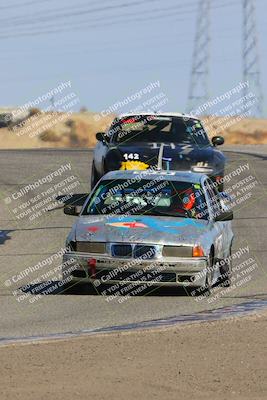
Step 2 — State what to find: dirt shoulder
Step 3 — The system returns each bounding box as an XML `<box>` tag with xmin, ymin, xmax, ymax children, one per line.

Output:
<box><xmin>1</xmin><ymin>312</ymin><xmax>267</xmax><ymax>400</ymax></box>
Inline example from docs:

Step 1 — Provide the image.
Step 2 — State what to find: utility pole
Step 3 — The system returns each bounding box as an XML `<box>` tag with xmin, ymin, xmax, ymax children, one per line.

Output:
<box><xmin>243</xmin><ymin>0</ymin><xmax>263</xmax><ymax>117</ymax></box>
<box><xmin>187</xmin><ymin>0</ymin><xmax>211</xmax><ymax>114</ymax></box>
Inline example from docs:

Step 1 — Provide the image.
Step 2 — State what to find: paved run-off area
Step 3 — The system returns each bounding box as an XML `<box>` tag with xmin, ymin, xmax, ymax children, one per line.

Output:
<box><xmin>0</xmin><ymin>145</ymin><xmax>266</xmax><ymax>339</ymax></box>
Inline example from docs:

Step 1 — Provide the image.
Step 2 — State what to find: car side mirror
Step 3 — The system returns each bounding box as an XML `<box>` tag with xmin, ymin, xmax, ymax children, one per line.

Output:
<box><xmin>215</xmin><ymin>210</ymin><xmax>233</xmax><ymax>221</ymax></box>
<box><xmin>212</xmin><ymin>136</ymin><xmax>224</xmax><ymax>146</ymax></box>
<box><xmin>64</xmin><ymin>205</ymin><xmax>80</xmax><ymax>216</ymax></box>
<box><xmin>96</xmin><ymin>132</ymin><xmax>106</xmax><ymax>142</ymax></box>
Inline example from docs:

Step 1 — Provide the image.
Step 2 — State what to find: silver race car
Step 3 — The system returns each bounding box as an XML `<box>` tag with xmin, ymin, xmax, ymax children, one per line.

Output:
<box><xmin>63</xmin><ymin>170</ymin><xmax>234</xmax><ymax>294</ymax></box>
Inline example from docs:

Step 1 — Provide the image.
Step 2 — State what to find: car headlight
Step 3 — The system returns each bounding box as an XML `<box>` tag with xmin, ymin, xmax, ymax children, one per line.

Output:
<box><xmin>162</xmin><ymin>245</ymin><xmax>205</xmax><ymax>257</ymax></box>
<box><xmin>162</xmin><ymin>246</ymin><xmax>193</xmax><ymax>257</ymax></box>
<box><xmin>76</xmin><ymin>242</ymin><xmax>106</xmax><ymax>254</ymax></box>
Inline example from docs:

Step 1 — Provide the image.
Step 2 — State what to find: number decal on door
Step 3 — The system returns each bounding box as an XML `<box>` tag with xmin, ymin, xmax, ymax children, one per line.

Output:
<box><xmin>123</xmin><ymin>153</ymin><xmax>140</xmax><ymax>160</ymax></box>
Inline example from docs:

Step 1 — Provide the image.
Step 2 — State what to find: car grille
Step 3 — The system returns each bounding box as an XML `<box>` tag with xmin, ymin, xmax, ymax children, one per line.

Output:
<box><xmin>96</xmin><ymin>269</ymin><xmax>176</xmax><ymax>283</ymax></box>
<box><xmin>133</xmin><ymin>245</ymin><xmax>156</xmax><ymax>259</ymax></box>
<box><xmin>111</xmin><ymin>244</ymin><xmax>156</xmax><ymax>259</ymax></box>
<box><xmin>111</xmin><ymin>244</ymin><xmax>132</xmax><ymax>258</ymax></box>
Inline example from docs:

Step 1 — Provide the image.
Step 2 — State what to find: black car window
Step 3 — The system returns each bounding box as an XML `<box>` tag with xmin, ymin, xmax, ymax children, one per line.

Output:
<box><xmin>110</xmin><ymin>115</ymin><xmax>210</xmax><ymax>147</ymax></box>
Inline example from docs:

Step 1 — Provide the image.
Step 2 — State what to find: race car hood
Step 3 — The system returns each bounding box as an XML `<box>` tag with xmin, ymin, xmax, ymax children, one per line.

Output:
<box><xmin>111</xmin><ymin>142</ymin><xmax>224</xmax><ymax>171</ymax></box>
<box><xmin>74</xmin><ymin>215</ymin><xmax>210</xmax><ymax>246</ymax></box>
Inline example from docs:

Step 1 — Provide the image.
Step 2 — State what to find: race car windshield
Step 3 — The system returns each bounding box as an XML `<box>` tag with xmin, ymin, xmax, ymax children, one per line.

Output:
<box><xmin>110</xmin><ymin>116</ymin><xmax>210</xmax><ymax>146</ymax></box>
<box><xmin>83</xmin><ymin>178</ymin><xmax>208</xmax><ymax>219</ymax></box>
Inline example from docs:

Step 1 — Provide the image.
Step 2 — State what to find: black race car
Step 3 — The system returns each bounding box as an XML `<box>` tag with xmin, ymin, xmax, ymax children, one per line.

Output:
<box><xmin>91</xmin><ymin>113</ymin><xmax>226</xmax><ymax>190</ymax></box>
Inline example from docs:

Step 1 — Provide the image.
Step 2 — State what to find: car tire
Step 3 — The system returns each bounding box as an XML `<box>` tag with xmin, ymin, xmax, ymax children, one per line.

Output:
<box><xmin>59</xmin><ymin>281</ymin><xmax>73</xmax><ymax>293</ymax></box>
<box><xmin>201</xmin><ymin>252</ymin><xmax>214</xmax><ymax>296</ymax></box>
<box><xmin>191</xmin><ymin>252</ymin><xmax>213</xmax><ymax>297</ymax></box>
<box><xmin>220</xmin><ymin>247</ymin><xmax>232</xmax><ymax>287</ymax></box>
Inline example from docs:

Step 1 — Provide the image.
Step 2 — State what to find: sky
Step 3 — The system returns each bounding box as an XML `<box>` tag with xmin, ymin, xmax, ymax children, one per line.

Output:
<box><xmin>0</xmin><ymin>0</ymin><xmax>266</xmax><ymax>117</ymax></box>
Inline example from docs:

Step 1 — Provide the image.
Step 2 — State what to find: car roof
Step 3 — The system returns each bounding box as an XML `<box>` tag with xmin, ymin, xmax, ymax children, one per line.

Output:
<box><xmin>117</xmin><ymin>112</ymin><xmax>200</xmax><ymax>120</ymax></box>
<box><xmin>101</xmin><ymin>169</ymin><xmax>206</xmax><ymax>184</ymax></box>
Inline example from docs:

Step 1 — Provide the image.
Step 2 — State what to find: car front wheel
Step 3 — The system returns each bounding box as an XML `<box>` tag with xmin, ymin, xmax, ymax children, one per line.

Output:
<box><xmin>191</xmin><ymin>252</ymin><xmax>214</xmax><ymax>297</ymax></box>
<box><xmin>203</xmin><ymin>253</ymin><xmax>213</xmax><ymax>296</ymax></box>
<box><xmin>220</xmin><ymin>247</ymin><xmax>232</xmax><ymax>287</ymax></box>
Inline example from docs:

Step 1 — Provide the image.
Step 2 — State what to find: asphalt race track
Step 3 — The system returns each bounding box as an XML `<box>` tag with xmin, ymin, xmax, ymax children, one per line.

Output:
<box><xmin>0</xmin><ymin>146</ymin><xmax>266</xmax><ymax>339</ymax></box>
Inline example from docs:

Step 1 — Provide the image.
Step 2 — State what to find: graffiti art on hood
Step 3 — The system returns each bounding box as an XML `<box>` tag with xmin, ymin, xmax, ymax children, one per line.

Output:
<box><xmin>106</xmin><ymin>216</ymin><xmax>205</xmax><ymax>235</ymax></box>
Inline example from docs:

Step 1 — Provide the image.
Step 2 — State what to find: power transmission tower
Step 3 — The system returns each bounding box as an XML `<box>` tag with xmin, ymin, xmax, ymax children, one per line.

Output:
<box><xmin>243</xmin><ymin>0</ymin><xmax>263</xmax><ymax>116</ymax></box>
<box><xmin>187</xmin><ymin>0</ymin><xmax>211</xmax><ymax>114</ymax></box>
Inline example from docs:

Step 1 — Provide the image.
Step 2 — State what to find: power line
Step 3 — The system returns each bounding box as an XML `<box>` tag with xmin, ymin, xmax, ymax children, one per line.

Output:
<box><xmin>0</xmin><ymin>0</ymin><xmax>162</xmax><ymax>26</ymax></box>
<box><xmin>0</xmin><ymin>0</ymin><xmax>115</xmax><ymax>21</ymax></box>
<box><xmin>0</xmin><ymin>0</ymin><xmax>60</xmax><ymax>12</ymax></box>
<box><xmin>0</xmin><ymin>0</ymin><xmax>201</xmax><ymax>32</ymax></box>
<box><xmin>0</xmin><ymin>0</ymin><xmax>54</xmax><ymax>11</ymax></box>
<box><xmin>0</xmin><ymin>0</ymin><xmax>239</xmax><ymax>39</ymax></box>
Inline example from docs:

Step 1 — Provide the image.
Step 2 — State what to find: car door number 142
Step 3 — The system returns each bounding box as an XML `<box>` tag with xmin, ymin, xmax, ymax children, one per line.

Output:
<box><xmin>123</xmin><ymin>153</ymin><xmax>139</xmax><ymax>160</ymax></box>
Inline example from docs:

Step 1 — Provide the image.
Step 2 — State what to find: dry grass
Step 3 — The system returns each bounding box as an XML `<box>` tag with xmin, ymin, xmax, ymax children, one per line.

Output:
<box><xmin>0</xmin><ymin>112</ymin><xmax>266</xmax><ymax>148</ymax></box>
<box><xmin>203</xmin><ymin>115</ymin><xmax>267</xmax><ymax>145</ymax></box>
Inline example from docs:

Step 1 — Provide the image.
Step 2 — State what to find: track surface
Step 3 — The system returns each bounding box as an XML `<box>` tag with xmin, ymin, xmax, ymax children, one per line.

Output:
<box><xmin>0</xmin><ymin>146</ymin><xmax>267</xmax><ymax>339</ymax></box>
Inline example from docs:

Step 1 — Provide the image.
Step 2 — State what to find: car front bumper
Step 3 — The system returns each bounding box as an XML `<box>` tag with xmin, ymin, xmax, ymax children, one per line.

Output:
<box><xmin>62</xmin><ymin>252</ymin><xmax>209</xmax><ymax>287</ymax></box>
